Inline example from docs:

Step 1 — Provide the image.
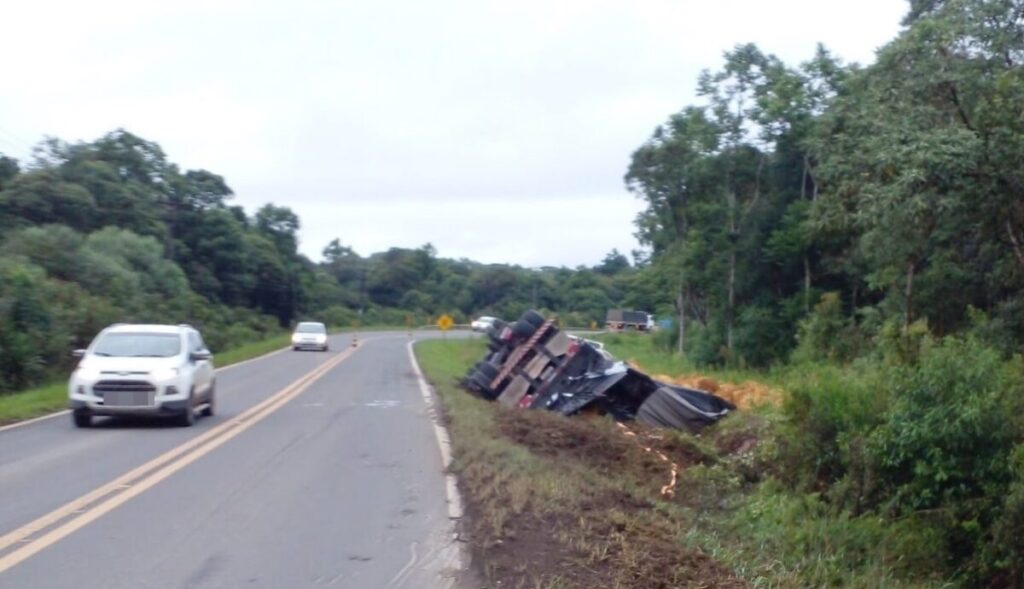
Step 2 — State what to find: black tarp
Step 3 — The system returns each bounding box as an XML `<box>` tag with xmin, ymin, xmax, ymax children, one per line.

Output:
<box><xmin>635</xmin><ymin>385</ymin><xmax>735</xmax><ymax>433</ymax></box>
<box><xmin>463</xmin><ymin>310</ymin><xmax>736</xmax><ymax>432</ymax></box>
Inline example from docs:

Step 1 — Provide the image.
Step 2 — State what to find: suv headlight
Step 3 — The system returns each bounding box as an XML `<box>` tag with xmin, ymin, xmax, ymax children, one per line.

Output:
<box><xmin>75</xmin><ymin>365</ymin><xmax>100</xmax><ymax>381</ymax></box>
<box><xmin>152</xmin><ymin>366</ymin><xmax>180</xmax><ymax>381</ymax></box>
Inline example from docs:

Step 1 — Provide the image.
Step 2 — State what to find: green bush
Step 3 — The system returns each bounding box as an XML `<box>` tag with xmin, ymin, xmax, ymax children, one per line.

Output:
<box><xmin>734</xmin><ymin>303</ymin><xmax>792</xmax><ymax>367</ymax></box>
<box><xmin>989</xmin><ymin>444</ymin><xmax>1024</xmax><ymax>584</ymax></box>
<box><xmin>319</xmin><ymin>305</ymin><xmax>360</xmax><ymax>329</ymax></box>
<box><xmin>778</xmin><ymin>363</ymin><xmax>888</xmax><ymax>496</ymax></box>
<box><xmin>685</xmin><ymin>320</ymin><xmax>726</xmax><ymax>366</ymax></box>
<box><xmin>0</xmin><ymin>259</ymin><xmax>69</xmax><ymax>390</ymax></box>
<box><xmin>865</xmin><ymin>337</ymin><xmax>1021</xmax><ymax>580</ymax></box>
<box><xmin>792</xmin><ymin>292</ymin><xmax>866</xmax><ymax>364</ymax></box>
<box><xmin>652</xmin><ymin>319</ymin><xmax>678</xmax><ymax>352</ymax></box>
<box><xmin>779</xmin><ymin>334</ymin><xmax>1024</xmax><ymax>584</ymax></box>
<box><xmin>874</xmin><ymin>318</ymin><xmax>932</xmax><ymax>366</ymax></box>
<box><xmin>869</xmin><ymin>337</ymin><xmax>1014</xmax><ymax>512</ymax></box>
<box><xmin>362</xmin><ymin>306</ymin><xmax>411</xmax><ymax>326</ymax></box>
<box><xmin>715</xmin><ymin>482</ymin><xmax>943</xmax><ymax>585</ymax></box>
<box><xmin>963</xmin><ymin>306</ymin><xmax>1018</xmax><ymax>359</ymax></box>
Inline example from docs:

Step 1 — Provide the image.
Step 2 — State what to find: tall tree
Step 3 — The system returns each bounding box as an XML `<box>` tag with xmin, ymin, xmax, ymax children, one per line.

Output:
<box><xmin>698</xmin><ymin>44</ymin><xmax>774</xmax><ymax>353</ymax></box>
<box><xmin>0</xmin><ymin>154</ymin><xmax>18</xmax><ymax>191</ymax></box>
<box><xmin>627</xmin><ymin>107</ymin><xmax>721</xmax><ymax>355</ymax></box>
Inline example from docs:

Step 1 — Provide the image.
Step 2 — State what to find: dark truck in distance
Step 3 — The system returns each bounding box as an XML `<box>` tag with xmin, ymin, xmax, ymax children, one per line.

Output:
<box><xmin>605</xmin><ymin>309</ymin><xmax>654</xmax><ymax>331</ymax></box>
<box><xmin>464</xmin><ymin>310</ymin><xmax>733</xmax><ymax>433</ymax></box>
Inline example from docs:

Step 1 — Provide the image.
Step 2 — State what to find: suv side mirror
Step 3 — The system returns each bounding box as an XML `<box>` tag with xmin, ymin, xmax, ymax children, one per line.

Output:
<box><xmin>72</xmin><ymin>349</ymin><xmax>86</xmax><ymax>358</ymax></box>
<box><xmin>190</xmin><ymin>350</ymin><xmax>212</xmax><ymax>362</ymax></box>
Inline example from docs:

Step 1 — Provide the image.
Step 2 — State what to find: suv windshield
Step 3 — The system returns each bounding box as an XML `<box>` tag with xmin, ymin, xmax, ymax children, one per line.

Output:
<box><xmin>295</xmin><ymin>323</ymin><xmax>326</xmax><ymax>334</ymax></box>
<box><xmin>92</xmin><ymin>333</ymin><xmax>182</xmax><ymax>358</ymax></box>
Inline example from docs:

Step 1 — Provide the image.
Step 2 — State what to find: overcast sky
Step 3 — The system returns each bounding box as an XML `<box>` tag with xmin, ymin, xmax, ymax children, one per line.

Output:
<box><xmin>0</xmin><ymin>0</ymin><xmax>906</xmax><ymax>267</ymax></box>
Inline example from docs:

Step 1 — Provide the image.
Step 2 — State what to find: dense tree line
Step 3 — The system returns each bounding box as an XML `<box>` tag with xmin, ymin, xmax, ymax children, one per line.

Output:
<box><xmin>626</xmin><ymin>0</ymin><xmax>1024</xmax><ymax>367</ymax></box>
<box><xmin>0</xmin><ymin>131</ymin><xmax>634</xmax><ymax>391</ymax></box>
<box><xmin>622</xmin><ymin>2</ymin><xmax>1024</xmax><ymax>583</ymax></box>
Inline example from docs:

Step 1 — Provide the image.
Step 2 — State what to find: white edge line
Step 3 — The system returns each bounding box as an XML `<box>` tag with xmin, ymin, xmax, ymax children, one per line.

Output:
<box><xmin>0</xmin><ymin>341</ymin><xmax>299</xmax><ymax>434</ymax></box>
<box><xmin>406</xmin><ymin>341</ymin><xmax>464</xmax><ymax>521</ymax></box>
<box><xmin>0</xmin><ymin>409</ymin><xmax>71</xmax><ymax>433</ymax></box>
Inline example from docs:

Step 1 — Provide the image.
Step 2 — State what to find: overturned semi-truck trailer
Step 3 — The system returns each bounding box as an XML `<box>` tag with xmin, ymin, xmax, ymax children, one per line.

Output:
<box><xmin>463</xmin><ymin>310</ymin><xmax>734</xmax><ymax>433</ymax></box>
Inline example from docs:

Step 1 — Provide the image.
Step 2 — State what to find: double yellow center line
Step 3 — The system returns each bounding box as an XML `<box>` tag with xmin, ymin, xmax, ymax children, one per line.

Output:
<box><xmin>0</xmin><ymin>342</ymin><xmax>360</xmax><ymax>574</ymax></box>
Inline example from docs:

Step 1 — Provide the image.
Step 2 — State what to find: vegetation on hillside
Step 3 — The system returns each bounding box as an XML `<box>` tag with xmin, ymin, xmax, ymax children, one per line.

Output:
<box><xmin>604</xmin><ymin>4</ymin><xmax>1024</xmax><ymax>582</ymax></box>
<box><xmin>0</xmin><ymin>132</ymin><xmax>636</xmax><ymax>393</ymax></box>
<box><xmin>419</xmin><ymin>330</ymin><xmax>1024</xmax><ymax>587</ymax></box>
<box><xmin>625</xmin><ymin>0</ymin><xmax>1024</xmax><ymax>367</ymax></box>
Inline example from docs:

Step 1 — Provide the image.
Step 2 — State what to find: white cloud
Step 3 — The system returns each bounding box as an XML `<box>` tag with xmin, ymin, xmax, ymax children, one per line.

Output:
<box><xmin>0</xmin><ymin>0</ymin><xmax>907</xmax><ymax>266</ymax></box>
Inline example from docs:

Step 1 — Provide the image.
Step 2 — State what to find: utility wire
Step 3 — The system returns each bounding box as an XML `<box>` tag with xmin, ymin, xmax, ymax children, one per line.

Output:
<box><xmin>0</xmin><ymin>125</ymin><xmax>36</xmax><ymax>158</ymax></box>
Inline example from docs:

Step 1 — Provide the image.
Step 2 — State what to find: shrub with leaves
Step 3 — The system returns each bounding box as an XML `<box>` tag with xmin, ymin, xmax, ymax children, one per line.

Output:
<box><xmin>867</xmin><ymin>336</ymin><xmax>1021</xmax><ymax>579</ymax></box>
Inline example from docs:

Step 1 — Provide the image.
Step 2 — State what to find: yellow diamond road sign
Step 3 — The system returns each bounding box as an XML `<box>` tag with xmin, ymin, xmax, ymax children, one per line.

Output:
<box><xmin>437</xmin><ymin>314</ymin><xmax>454</xmax><ymax>331</ymax></box>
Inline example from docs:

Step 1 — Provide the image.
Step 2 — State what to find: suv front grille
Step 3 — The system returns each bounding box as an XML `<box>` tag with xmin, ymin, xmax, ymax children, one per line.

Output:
<box><xmin>94</xmin><ymin>380</ymin><xmax>156</xmax><ymax>407</ymax></box>
<box><xmin>94</xmin><ymin>380</ymin><xmax>156</xmax><ymax>392</ymax></box>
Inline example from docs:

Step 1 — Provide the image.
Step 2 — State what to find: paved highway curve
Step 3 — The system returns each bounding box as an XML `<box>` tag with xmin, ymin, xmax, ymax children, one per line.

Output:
<box><xmin>0</xmin><ymin>332</ymin><xmax>468</xmax><ymax>588</ymax></box>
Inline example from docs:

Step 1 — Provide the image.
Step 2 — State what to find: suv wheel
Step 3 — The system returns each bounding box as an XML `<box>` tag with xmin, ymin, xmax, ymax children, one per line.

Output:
<box><xmin>200</xmin><ymin>383</ymin><xmax>216</xmax><ymax>417</ymax></box>
<box><xmin>177</xmin><ymin>392</ymin><xmax>197</xmax><ymax>427</ymax></box>
<box><xmin>72</xmin><ymin>410</ymin><xmax>91</xmax><ymax>428</ymax></box>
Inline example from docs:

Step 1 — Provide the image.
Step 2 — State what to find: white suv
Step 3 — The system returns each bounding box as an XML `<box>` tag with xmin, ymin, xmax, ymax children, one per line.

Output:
<box><xmin>68</xmin><ymin>324</ymin><xmax>216</xmax><ymax>428</ymax></box>
<box><xmin>291</xmin><ymin>321</ymin><xmax>329</xmax><ymax>351</ymax></box>
<box><xmin>471</xmin><ymin>316</ymin><xmax>497</xmax><ymax>332</ymax></box>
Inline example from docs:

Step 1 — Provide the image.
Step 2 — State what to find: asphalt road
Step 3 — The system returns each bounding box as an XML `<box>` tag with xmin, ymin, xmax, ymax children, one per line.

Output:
<box><xmin>0</xmin><ymin>331</ymin><xmax>470</xmax><ymax>588</ymax></box>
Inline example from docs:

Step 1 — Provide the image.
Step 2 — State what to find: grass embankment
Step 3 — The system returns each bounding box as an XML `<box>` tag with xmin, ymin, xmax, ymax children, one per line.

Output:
<box><xmin>416</xmin><ymin>335</ymin><xmax>953</xmax><ymax>588</ymax></box>
<box><xmin>416</xmin><ymin>338</ymin><xmax>746</xmax><ymax>589</ymax></box>
<box><xmin>0</xmin><ymin>333</ymin><xmax>291</xmax><ymax>426</ymax></box>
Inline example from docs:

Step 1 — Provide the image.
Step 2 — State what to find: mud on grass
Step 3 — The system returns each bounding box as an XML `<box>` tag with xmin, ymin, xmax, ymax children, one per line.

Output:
<box><xmin>456</xmin><ymin>442</ymin><xmax>747</xmax><ymax>589</ymax></box>
<box><xmin>496</xmin><ymin>408</ymin><xmax>717</xmax><ymax>498</ymax></box>
<box><xmin>461</xmin><ymin>483</ymin><xmax>746</xmax><ymax>589</ymax></box>
<box><xmin>415</xmin><ymin>338</ymin><xmax>748</xmax><ymax>588</ymax></box>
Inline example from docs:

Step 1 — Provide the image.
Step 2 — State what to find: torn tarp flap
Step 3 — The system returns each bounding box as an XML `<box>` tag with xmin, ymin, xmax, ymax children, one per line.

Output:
<box><xmin>535</xmin><ymin>358</ymin><xmax>632</xmax><ymax>411</ymax></box>
<box><xmin>542</xmin><ymin>369</ymin><xmax>630</xmax><ymax>415</ymax></box>
<box><xmin>544</xmin><ymin>367</ymin><xmax>661</xmax><ymax>420</ymax></box>
<box><xmin>595</xmin><ymin>368</ymin><xmax>662</xmax><ymax>421</ymax></box>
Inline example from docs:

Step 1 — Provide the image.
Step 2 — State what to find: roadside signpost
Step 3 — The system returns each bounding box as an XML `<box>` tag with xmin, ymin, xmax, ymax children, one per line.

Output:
<box><xmin>437</xmin><ymin>314</ymin><xmax>453</xmax><ymax>340</ymax></box>
<box><xmin>437</xmin><ymin>314</ymin><xmax>453</xmax><ymax>330</ymax></box>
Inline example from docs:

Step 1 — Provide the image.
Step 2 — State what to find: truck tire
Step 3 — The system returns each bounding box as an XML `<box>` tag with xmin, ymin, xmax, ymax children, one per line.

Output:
<box><xmin>469</xmin><ymin>370</ymin><xmax>497</xmax><ymax>399</ymax></box>
<box><xmin>476</xmin><ymin>361</ymin><xmax>499</xmax><ymax>381</ymax></box>
<box><xmin>519</xmin><ymin>310</ymin><xmax>545</xmax><ymax>329</ymax></box>
<box><xmin>486</xmin><ymin>319</ymin><xmax>508</xmax><ymax>340</ymax></box>
<box><xmin>511</xmin><ymin>319</ymin><xmax>537</xmax><ymax>339</ymax></box>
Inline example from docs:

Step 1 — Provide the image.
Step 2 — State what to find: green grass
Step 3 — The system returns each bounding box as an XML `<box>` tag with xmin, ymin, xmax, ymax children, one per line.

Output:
<box><xmin>594</xmin><ymin>332</ymin><xmax>834</xmax><ymax>391</ymax></box>
<box><xmin>414</xmin><ymin>335</ymin><xmax>950</xmax><ymax>589</ymax></box>
<box><xmin>593</xmin><ymin>332</ymin><xmax>773</xmax><ymax>381</ymax></box>
<box><xmin>0</xmin><ymin>382</ymin><xmax>68</xmax><ymax>426</ymax></box>
<box><xmin>0</xmin><ymin>332</ymin><xmax>291</xmax><ymax>425</ymax></box>
<box><xmin>414</xmin><ymin>338</ymin><xmax>747</xmax><ymax>588</ymax></box>
<box><xmin>212</xmin><ymin>333</ymin><xmax>290</xmax><ymax>366</ymax></box>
